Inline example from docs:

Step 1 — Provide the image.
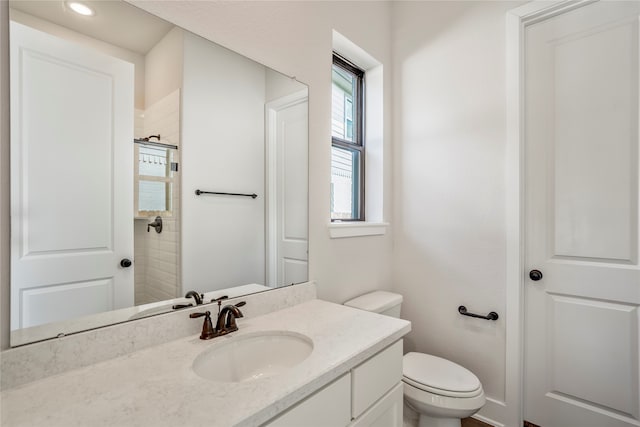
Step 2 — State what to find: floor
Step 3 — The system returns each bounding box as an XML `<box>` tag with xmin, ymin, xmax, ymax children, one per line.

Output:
<box><xmin>461</xmin><ymin>418</ymin><xmax>494</xmax><ymax>427</ymax></box>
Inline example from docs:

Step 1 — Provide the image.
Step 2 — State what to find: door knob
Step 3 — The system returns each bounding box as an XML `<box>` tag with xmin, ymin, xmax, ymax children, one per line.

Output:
<box><xmin>529</xmin><ymin>269</ymin><xmax>543</xmax><ymax>281</ymax></box>
<box><xmin>120</xmin><ymin>258</ymin><xmax>132</xmax><ymax>268</ymax></box>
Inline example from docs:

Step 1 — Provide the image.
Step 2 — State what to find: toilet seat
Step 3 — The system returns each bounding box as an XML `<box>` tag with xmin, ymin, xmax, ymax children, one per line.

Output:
<box><xmin>403</xmin><ymin>352</ymin><xmax>483</xmax><ymax>398</ymax></box>
<box><xmin>403</xmin><ymin>376</ymin><xmax>483</xmax><ymax>398</ymax></box>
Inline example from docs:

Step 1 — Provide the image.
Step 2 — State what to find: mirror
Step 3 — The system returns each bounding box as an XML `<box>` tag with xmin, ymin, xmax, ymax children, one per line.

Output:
<box><xmin>8</xmin><ymin>0</ymin><xmax>309</xmax><ymax>346</ymax></box>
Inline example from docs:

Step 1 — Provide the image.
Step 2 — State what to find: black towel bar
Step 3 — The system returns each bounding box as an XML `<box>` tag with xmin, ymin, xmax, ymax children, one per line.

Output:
<box><xmin>195</xmin><ymin>189</ymin><xmax>257</xmax><ymax>199</ymax></box>
<box><xmin>458</xmin><ymin>306</ymin><xmax>499</xmax><ymax>321</ymax></box>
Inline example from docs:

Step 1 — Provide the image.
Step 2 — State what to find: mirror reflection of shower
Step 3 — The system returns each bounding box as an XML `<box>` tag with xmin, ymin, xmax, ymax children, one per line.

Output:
<box><xmin>134</xmin><ymin>91</ymin><xmax>181</xmax><ymax>306</ymax></box>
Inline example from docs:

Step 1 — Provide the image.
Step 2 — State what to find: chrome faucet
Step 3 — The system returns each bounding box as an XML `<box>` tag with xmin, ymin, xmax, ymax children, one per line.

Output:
<box><xmin>190</xmin><ymin>301</ymin><xmax>246</xmax><ymax>340</ymax></box>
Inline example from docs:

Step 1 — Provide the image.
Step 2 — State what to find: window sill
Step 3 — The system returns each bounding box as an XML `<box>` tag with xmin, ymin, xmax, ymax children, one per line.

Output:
<box><xmin>328</xmin><ymin>222</ymin><xmax>388</xmax><ymax>239</ymax></box>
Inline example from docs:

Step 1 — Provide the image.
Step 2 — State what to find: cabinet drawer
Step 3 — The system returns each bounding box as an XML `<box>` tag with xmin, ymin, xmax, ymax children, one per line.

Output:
<box><xmin>349</xmin><ymin>382</ymin><xmax>403</xmax><ymax>427</ymax></box>
<box><xmin>351</xmin><ymin>340</ymin><xmax>403</xmax><ymax>418</ymax></box>
<box><xmin>264</xmin><ymin>373</ymin><xmax>351</xmax><ymax>427</ymax></box>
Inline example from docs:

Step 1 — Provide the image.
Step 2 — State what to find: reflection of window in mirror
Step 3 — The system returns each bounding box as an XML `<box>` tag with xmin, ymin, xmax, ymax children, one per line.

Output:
<box><xmin>134</xmin><ymin>142</ymin><xmax>177</xmax><ymax>217</ymax></box>
<box><xmin>331</xmin><ymin>53</ymin><xmax>365</xmax><ymax>221</ymax></box>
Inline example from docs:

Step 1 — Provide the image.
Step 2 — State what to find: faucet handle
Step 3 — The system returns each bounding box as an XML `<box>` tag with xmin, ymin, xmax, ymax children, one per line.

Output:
<box><xmin>211</xmin><ymin>295</ymin><xmax>229</xmax><ymax>304</ymax></box>
<box><xmin>172</xmin><ymin>303</ymin><xmax>194</xmax><ymax>310</ymax></box>
<box><xmin>189</xmin><ymin>311</ymin><xmax>207</xmax><ymax>319</ymax></box>
<box><xmin>189</xmin><ymin>311</ymin><xmax>216</xmax><ymax>340</ymax></box>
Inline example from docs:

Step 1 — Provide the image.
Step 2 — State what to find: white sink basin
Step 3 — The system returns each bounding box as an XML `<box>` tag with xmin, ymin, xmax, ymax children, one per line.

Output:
<box><xmin>192</xmin><ymin>331</ymin><xmax>313</xmax><ymax>383</ymax></box>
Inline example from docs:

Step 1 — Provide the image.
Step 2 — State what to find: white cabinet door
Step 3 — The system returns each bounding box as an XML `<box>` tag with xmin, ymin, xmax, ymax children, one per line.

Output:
<box><xmin>264</xmin><ymin>373</ymin><xmax>351</xmax><ymax>427</ymax></box>
<box><xmin>350</xmin><ymin>383</ymin><xmax>403</xmax><ymax>427</ymax></box>
<box><xmin>524</xmin><ymin>2</ymin><xmax>640</xmax><ymax>426</ymax></box>
<box><xmin>10</xmin><ymin>22</ymin><xmax>134</xmax><ymax>331</ymax></box>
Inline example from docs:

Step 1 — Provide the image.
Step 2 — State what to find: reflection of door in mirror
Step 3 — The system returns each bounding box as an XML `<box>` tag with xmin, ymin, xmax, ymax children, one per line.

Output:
<box><xmin>266</xmin><ymin>91</ymin><xmax>309</xmax><ymax>287</ymax></box>
<box><xmin>10</xmin><ymin>21</ymin><xmax>135</xmax><ymax>330</ymax></box>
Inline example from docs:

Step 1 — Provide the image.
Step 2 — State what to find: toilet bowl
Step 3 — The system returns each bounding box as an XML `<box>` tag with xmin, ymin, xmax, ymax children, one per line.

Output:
<box><xmin>344</xmin><ymin>291</ymin><xmax>486</xmax><ymax>427</ymax></box>
<box><xmin>403</xmin><ymin>352</ymin><xmax>485</xmax><ymax>427</ymax></box>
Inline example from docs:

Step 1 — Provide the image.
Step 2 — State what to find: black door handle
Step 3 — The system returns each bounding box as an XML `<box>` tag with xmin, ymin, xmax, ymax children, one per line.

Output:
<box><xmin>529</xmin><ymin>269</ymin><xmax>543</xmax><ymax>281</ymax></box>
<box><xmin>120</xmin><ymin>258</ymin><xmax>132</xmax><ymax>268</ymax></box>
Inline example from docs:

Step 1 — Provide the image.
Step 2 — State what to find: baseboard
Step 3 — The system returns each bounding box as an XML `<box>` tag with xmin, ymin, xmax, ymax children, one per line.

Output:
<box><xmin>474</xmin><ymin>397</ymin><xmax>507</xmax><ymax>427</ymax></box>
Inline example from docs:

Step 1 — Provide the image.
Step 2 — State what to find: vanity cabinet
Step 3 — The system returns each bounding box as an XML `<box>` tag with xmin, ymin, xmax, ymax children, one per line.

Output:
<box><xmin>263</xmin><ymin>340</ymin><xmax>403</xmax><ymax>427</ymax></box>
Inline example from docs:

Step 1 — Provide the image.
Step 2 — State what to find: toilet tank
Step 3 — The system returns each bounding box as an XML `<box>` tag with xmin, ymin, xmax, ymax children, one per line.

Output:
<box><xmin>344</xmin><ymin>291</ymin><xmax>403</xmax><ymax>318</ymax></box>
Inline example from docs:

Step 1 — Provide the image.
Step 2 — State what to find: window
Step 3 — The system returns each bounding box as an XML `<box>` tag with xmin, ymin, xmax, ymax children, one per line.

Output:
<box><xmin>134</xmin><ymin>140</ymin><xmax>177</xmax><ymax>216</ymax></box>
<box><xmin>331</xmin><ymin>53</ymin><xmax>365</xmax><ymax>221</ymax></box>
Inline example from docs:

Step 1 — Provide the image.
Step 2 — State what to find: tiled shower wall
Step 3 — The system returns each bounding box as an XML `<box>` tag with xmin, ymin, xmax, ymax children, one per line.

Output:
<box><xmin>134</xmin><ymin>90</ymin><xmax>181</xmax><ymax>305</ymax></box>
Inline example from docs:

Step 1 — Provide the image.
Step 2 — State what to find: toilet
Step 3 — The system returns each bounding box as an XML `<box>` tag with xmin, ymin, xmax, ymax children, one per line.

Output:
<box><xmin>344</xmin><ymin>291</ymin><xmax>486</xmax><ymax>427</ymax></box>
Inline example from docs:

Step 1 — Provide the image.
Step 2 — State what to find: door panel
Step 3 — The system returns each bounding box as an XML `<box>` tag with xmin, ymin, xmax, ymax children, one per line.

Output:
<box><xmin>524</xmin><ymin>2</ymin><xmax>640</xmax><ymax>426</ymax></box>
<box><xmin>278</xmin><ymin>98</ymin><xmax>308</xmax><ymax>286</ymax></box>
<box><xmin>549</xmin><ymin>295</ymin><xmax>637</xmax><ymax>416</ymax></box>
<box><xmin>10</xmin><ymin>22</ymin><xmax>134</xmax><ymax>332</ymax></box>
<box><xmin>551</xmin><ymin>13</ymin><xmax>638</xmax><ymax>262</ymax></box>
<box><xmin>21</xmin><ymin>279</ymin><xmax>114</xmax><ymax>328</ymax></box>
<box><xmin>20</xmin><ymin>50</ymin><xmax>113</xmax><ymax>255</ymax></box>
<box><xmin>266</xmin><ymin>91</ymin><xmax>308</xmax><ymax>287</ymax></box>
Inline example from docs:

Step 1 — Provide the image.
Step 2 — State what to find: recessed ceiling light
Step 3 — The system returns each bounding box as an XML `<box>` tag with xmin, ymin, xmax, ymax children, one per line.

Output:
<box><xmin>66</xmin><ymin>2</ymin><xmax>95</xmax><ymax>16</ymax></box>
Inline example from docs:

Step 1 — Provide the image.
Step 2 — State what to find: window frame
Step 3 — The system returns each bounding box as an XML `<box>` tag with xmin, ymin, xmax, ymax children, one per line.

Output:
<box><xmin>331</xmin><ymin>53</ymin><xmax>366</xmax><ymax>222</ymax></box>
<box><xmin>134</xmin><ymin>140</ymin><xmax>177</xmax><ymax>218</ymax></box>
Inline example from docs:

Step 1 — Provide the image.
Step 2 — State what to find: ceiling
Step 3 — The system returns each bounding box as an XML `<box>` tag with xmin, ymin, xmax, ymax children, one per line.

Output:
<box><xmin>9</xmin><ymin>0</ymin><xmax>174</xmax><ymax>54</ymax></box>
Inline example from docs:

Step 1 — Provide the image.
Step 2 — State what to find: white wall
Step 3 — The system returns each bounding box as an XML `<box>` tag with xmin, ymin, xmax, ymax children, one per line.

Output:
<box><xmin>392</xmin><ymin>2</ymin><xmax>524</xmax><ymax>426</ymax></box>
<box><xmin>128</xmin><ymin>0</ymin><xmax>394</xmax><ymax>305</ymax></box>
<box><xmin>181</xmin><ymin>31</ymin><xmax>266</xmax><ymax>292</ymax></box>
<box><xmin>144</xmin><ymin>27</ymin><xmax>183</xmax><ymax>108</ymax></box>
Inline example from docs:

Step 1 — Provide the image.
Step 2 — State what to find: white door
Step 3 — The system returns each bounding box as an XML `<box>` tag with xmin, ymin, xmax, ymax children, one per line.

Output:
<box><xmin>10</xmin><ymin>22</ymin><xmax>134</xmax><ymax>331</ymax></box>
<box><xmin>524</xmin><ymin>2</ymin><xmax>640</xmax><ymax>426</ymax></box>
<box><xmin>266</xmin><ymin>90</ymin><xmax>309</xmax><ymax>287</ymax></box>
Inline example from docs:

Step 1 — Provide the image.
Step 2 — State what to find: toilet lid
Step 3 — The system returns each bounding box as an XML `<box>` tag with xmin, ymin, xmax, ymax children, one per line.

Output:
<box><xmin>403</xmin><ymin>352</ymin><xmax>482</xmax><ymax>397</ymax></box>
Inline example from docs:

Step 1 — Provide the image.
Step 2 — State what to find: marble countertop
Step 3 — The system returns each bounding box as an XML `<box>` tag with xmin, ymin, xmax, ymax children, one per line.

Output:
<box><xmin>1</xmin><ymin>299</ymin><xmax>411</xmax><ymax>427</ymax></box>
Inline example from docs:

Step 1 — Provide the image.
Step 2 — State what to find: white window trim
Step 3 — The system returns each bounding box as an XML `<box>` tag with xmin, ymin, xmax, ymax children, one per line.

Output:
<box><xmin>328</xmin><ymin>221</ymin><xmax>388</xmax><ymax>239</ymax></box>
<box><xmin>332</xmin><ymin>30</ymin><xmax>385</xmax><ymax>225</ymax></box>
